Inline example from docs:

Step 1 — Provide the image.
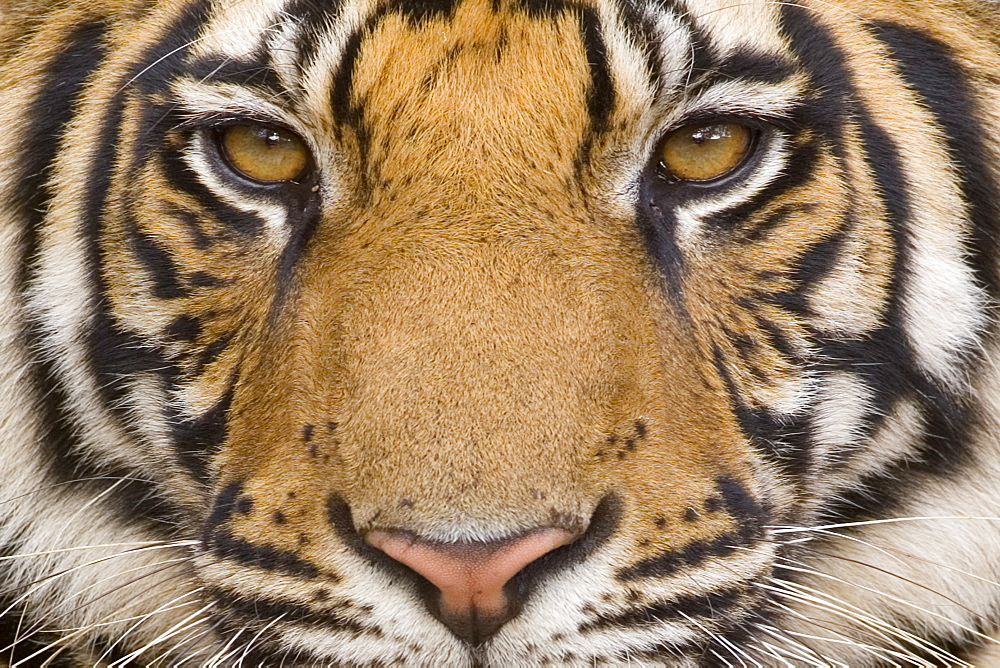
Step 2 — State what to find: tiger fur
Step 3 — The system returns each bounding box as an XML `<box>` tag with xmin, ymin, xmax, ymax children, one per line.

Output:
<box><xmin>1</xmin><ymin>0</ymin><xmax>1000</xmax><ymax>665</ymax></box>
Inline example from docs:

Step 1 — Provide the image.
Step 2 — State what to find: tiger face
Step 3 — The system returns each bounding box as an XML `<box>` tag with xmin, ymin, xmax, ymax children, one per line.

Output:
<box><xmin>3</xmin><ymin>0</ymin><xmax>1000</xmax><ymax>665</ymax></box>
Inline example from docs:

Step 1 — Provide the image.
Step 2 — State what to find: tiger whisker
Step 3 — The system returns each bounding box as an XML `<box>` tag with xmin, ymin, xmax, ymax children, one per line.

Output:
<box><xmin>739</xmin><ymin>602</ymin><xmax>844</xmax><ymax>667</ymax></box>
<box><xmin>116</xmin><ymin>25</ymin><xmax>285</xmax><ymax>94</ymax></box>
<box><xmin>106</xmin><ymin>601</ymin><xmax>215</xmax><ymax>667</ymax></box>
<box><xmin>770</xmin><ymin>515</ymin><xmax>1000</xmax><ymax>534</ymax></box>
<box><xmin>205</xmin><ymin>624</ymin><xmax>251</xmax><ymax>668</ymax></box>
<box><xmin>774</xmin><ymin>549</ymin><xmax>999</xmax><ymax>638</ymax></box>
<box><xmin>763</xmin><ymin>579</ymin><xmax>923</xmax><ymax>654</ymax></box>
<box><xmin>0</xmin><ymin>539</ymin><xmax>198</xmax><ymax>563</ymax></box>
<box><xmin>0</xmin><ymin>542</ymin><xmax>200</xmax><ymax>654</ymax></box>
<box><xmin>762</xmin><ymin>579</ymin><xmax>973</xmax><ymax>666</ymax></box>
<box><xmin>762</xmin><ymin>591</ymin><xmax>928</xmax><ymax>667</ymax></box>
<box><xmin>749</xmin><ymin>636</ymin><xmax>819</xmax><ymax>667</ymax></box>
<box><xmin>0</xmin><ymin>556</ymin><xmax>199</xmax><ymax>657</ymax></box>
<box><xmin>95</xmin><ymin>588</ymin><xmax>209</xmax><ymax>666</ymax></box>
<box><xmin>0</xmin><ymin>475</ymin><xmax>161</xmax><ymax>506</ymax></box>
<box><xmin>88</xmin><ymin>557</ymin><xmax>230</xmax><ymax>664</ymax></box>
<box><xmin>6</xmin><ymin>605</ymin><xmax>27</xmax><ymax>668</ymax></box>
<box><xmin>48</xmin><ymin>588</ymin><xmax>203</xmax><ymax>635</ymax></box>
<box><xmin>734</xmin><ymin>527</ymin><xmax>1000</xmax><ymax>661</ymax></box>
<box><xmin>745</xmin><ymin>615</ymin><xmax>839</xmax><ymax>667</ymax></box>
<box><xmin>677</xmin><ymin>610</ymin><xmax>760</xmax><ymax>668</ymax></box>
<box><xmin>153</xmin><ymin>612</ymin><xmax>234</xmax><ymax>667</ymax></box>
<box><xmin>0</xmin><ymin>539</ymin><xmax>198</xmax><ymax>610</ymax></box>
<box><xmin>233</xmin><ymin>613</ymin><xmax>288</xmax><ymax>667</ymax></box>
<box><xmin>755</xmin><ymin>598</ymin><xmax>867</xmax><ymax>667</ymax></box>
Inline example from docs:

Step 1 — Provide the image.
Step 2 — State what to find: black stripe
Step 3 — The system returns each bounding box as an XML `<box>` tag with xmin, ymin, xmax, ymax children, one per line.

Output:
<box><xmin>392</xmin><ymin>0</ymin><xmax>459</xmax><ymax>25</ymax></box>
<box><xmin>738</xmin><ymin>202</ymin><xmax>820</xmax><ymax>244</ymax></box>
<box><xmin>616</xmin><ymin>532</ymin><xmax>744</xmax><ymax>580</ymax></box>
<box><xmin>751</xmin><ymin>288</ymin><xmax>809</xmax><ymax>317</ymax></box>
<box><xmin>777</xmin><ymin>7</ymin><xmax>850</xmax><ymax>150</ymax></box>
<box><xmin>792</xmin><ymin>227</ymin><xmax>848</xmax><ymax>289</ymax></box>
<box><xmin>286</xmin><ymin>0</ymin><xmax>340</xmax><ymax>71</ymax></box>
<box><xmin>578</xmin><ymin>8</ymin><xmax>614</xmax><ymax>134</ymax></box>
<box><xmin>12</xmin><ymin>20</ymin><xmax>107</xmax><ymax>238</ymax></box>
<box><xmin>195</xmin><ymin>333</ymin><xmax>233</xmax><ymax>373</ymax></box>
<box><xmin>779</xmin><ymin>10</ymin><xmax>912</xmax><ymax>414</ymax></box>
<box><xmin>166</xmin><ymin>314</ymin><xmax>201</xmax><ymax>341</ymax></box>
<box><xmin>209</xmin><ymin>587</ymin><xmax>367</xmax><ymax>632</ymax></box>
<box><xmin>716</xmin><ymin>475</ymin><xmax>768</xmax><ymax>524</ymax></box>
<box><xmin>518</xmin><ymin>0</ymin><xmax>567</xmax><ymax>18</ymax></box>
<box><xmin>693</xmin><ymin>50</ymin><xmax>797</xmax><ymax>93</ymax></box>
<box><xmin>273</xmin><ymin>187</ymin><xmax>323</xmax><ymax>308</ymax></box>
<box><xmin>780</xmin><ymin>6</ymin><xmax>974</xmax><ymax>518</ymax></box>
<box><xmin>508</xmin><ymin>494</ymin><xmax>620</xmax><ymax>607</ymax></box>
<box><xmin>706</xmin><ymin>137</ymin><xmax>821</xmax><ymax>232</ymax></box>
<box><xmin>647</xmin><ymin>0</ymin><xmax>714</xmax><ymax>77</ymax></box>
<box><xmin>16</xmin><ymin>19</ymin><xmax>108</xmax><ymax>483</ymax></box>
<box><xmin>330</xmin><ymin>25</ymin><xmax>365</xmax><ymax>127</ymax></box>
<box><xmin>207</xmin><ymin>528</ymin><xmax>322</xmax><ymax>579</ymax></box>
<box><xmin>581</xmin><ymin>588</ymin><xmax>742</xmax><ymax>631</ymax></box>
<box><xmin>711</xmin><ymin>343</ymin><xmax>812</xmax><ymax>476</ymax></box>
<box><xmin>83</xmin><ymin>0</ymin><xmax>212</xmax><ymax>420</ymax></box>
<box><xmin>870</xmin><ymin>21</ymin><xmax>1000</xmax><ymax>301</ymax></box>
<box><xmin>157</xmin><ymin>135</ymin><xmax>266</xmax><ymax>237</ymax></box>
<box><xmin>127</xmin><ymin>0</ymin><xmax>215</xmax><ymax>97</ymax></box>
<box><xmin>617</xmin><ymin>477</ymin><xmax>766</xmax><ymax>581</ymax></box>
<box><xmin>196</xmin><ymin>480</ymin><xmax>318</xmax><ymax>594</ymax></box>
<box><xmin>716</xmin><ymin>50</ymin><xmax>796</xmax><ymax>84</ymax></box>
<box><xmin>182</xmin><ymin>56</ymin><xmax>284</xmax><ymax>92</ymax></box>
<box><xmin>820</xmin><ymin>395</ymin><xmax>969</xmax><ymax>523</ymax></box>
<box><xmin>827</xmin><ymin>86</ymin><xmax>959</xmax><ymax>449</ymax></box>
<box><xmin>13</xmin><ymin>20</ymin><xmax>179</xmax><ymax>529</ymax></box>
<box><xmin>203</xmin><ymin>479</ymin><xmax>244</xmax><ymax>532</ymax></box>
<box><xmin>329</xmin><ymin>0</ymin><xmax>456</xmax><ymax>125</ymax></box>
<box><xmin>163</xmin><ymin>204</ymin><xmax>213</xmax><ymax>249</ymax></box>
<box><xmin>189</xmin><ymin>270</ymin><xmax>223</xmax><ymax>288</ymax></box>
<box><xmin>128</xmin><ymin>223</ymin><xmax>187</xmax><ymax>299</ymax></box>
<box><xmin>753</xmin><ymin>314</ymin><xmax>798</xmax><ymax>361</ymax></box>
<box><xmin>91</xmin><ymin>322</ymin><xmax>174</xmax><ymax>414</ymax></box>
<box><xmin>611</xmin><ymin>0</ymin><xmax>666</xmax><ymax>91</ymax></box>
<box><xmin>168</xmin><ymin>375</ymin><xmax>235</xmax><ymax>482</ymax></box>
<box><xmin>637</xmin><ymin>174</ymin><xmax>688</xmax><ymax>314</ymax></box>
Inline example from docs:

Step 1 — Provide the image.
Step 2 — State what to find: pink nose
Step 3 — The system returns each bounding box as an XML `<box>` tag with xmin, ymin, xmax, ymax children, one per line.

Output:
<box><xmin>365</xmin><ymin>527</ymin><xmax>576</xmax><ymax>641</ymax></box>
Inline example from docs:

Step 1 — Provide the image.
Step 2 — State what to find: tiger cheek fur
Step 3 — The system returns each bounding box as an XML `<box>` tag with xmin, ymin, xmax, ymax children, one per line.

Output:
<box><xmin>5</xmin><ymin>0</ymin><xmax>1000</xmax><ymax>665</ymax></box>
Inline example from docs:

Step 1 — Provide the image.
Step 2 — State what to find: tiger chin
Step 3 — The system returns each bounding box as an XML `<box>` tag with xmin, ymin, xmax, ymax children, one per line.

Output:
<box><xmin>3</xmin><ymin>0</ymin><xmax>1000</xmax><ymax>665</ymax></box>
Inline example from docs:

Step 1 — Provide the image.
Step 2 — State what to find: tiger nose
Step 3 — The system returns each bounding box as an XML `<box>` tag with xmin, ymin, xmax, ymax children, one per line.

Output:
<box><xmin>365</xmin><ymin>528</ymin><xmax>576</xmax><ymax>643</ymax></box>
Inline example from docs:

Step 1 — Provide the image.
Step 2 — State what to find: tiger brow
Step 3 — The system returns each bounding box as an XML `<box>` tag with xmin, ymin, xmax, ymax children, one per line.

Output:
<box><xmin>691</xmin><ymin>49</ymin><xmax>798</xmax><ymax>91</ymax></box>
<box><xmin>182</xmin><ymin>54</ymin><xmax>288</xmax><ymax>97</ymax></box>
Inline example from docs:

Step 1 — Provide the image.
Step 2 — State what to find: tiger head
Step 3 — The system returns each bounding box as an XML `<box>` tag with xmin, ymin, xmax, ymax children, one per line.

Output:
<box><xmin>4</xmin><ymin>0</ymin><xmax>1000</xmax><ymax>664</ymax></box>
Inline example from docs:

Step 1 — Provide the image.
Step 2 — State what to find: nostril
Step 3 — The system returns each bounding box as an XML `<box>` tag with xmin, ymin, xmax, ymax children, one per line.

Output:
<box><xmin>365</xmin><ymin>528</ymin><xmax>577</xmax><ymax>643</ymax></box>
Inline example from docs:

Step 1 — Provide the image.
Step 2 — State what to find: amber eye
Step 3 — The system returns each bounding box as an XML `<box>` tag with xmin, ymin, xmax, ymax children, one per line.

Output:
<box><xmin>218</xmin><ymin>123</ymin><xmax>310</xmax><ymax>183</ymax></box>
<box><xmin>658</xmin><ymin>122</ymin><xmax>753</xmax><ymax>182</ymax></box>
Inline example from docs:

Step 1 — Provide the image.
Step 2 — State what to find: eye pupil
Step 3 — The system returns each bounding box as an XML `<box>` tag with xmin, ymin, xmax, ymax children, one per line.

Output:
<box><xmin>219</xmin><ymin>123</ymin><xmax>311</xmax><ymax>183</ymax></box>
<box><xmin>659</xmin><ymin>122</ymin><xmax>753</xmax><ymax>182</ymax></box>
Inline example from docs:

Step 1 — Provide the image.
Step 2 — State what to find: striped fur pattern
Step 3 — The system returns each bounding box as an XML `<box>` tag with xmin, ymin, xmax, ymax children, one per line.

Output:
<box><xmin>1</xmin><ymin>0</ymin><xmax>1000</xmax><ymax>664</ymax></box>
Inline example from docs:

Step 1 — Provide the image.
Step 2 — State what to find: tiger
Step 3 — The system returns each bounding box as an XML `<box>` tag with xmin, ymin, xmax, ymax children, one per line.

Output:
<box><xmin>3</xmin><ymin>0</ymin><xmax>1000</xmax><ymax>664</ymax></box>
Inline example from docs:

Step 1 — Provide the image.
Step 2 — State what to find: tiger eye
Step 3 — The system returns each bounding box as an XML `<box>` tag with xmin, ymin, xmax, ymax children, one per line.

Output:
<box><xmin>659</xmin><ymin>122</ymin><xmax>753</xmax><ymax>182</ymax></box>
<box><xmin>220</xmin><ymin>124</ymin><xmax>310</xmax><ymax>183</ymax></box>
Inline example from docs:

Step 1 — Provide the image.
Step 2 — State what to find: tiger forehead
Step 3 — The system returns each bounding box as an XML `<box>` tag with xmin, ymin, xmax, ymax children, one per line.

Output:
<box><xmin>342</xmin><ymin>0</ymin><xmax>600</xmax><ymax>181</ymax></box>
<box><xmin>195</xmin><ymin>0</ymin><xmax>795</xmax><ymax>116</ymax></box>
